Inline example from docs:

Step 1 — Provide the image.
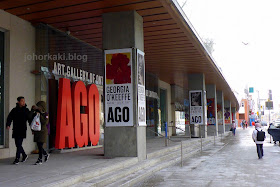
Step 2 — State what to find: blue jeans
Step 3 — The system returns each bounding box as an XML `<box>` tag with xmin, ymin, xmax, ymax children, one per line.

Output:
<box><xmin>256</xmin><ymin>144</ymin><xmax>263</xmax><ymax>159</ymax></box>
<box><xmin>232</xmin><ymin>128</ymin><xmax>236</xmax><ymax>136</ymax></box>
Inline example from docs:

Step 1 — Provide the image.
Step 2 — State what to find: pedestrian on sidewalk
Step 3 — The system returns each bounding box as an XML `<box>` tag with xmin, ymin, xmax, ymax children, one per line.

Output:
<box><xmin>252</xmin><ymin>122</ymin><xmax>266</xmax><ymax>159</ymax></box>
<box><xmin>6</xmin><ymin>96</ymin><xmax>30</xmax><ymax>165</ymax></box>
<box><xmin>29</xmin><ymin>101</ymin><xmax>50</xmax><ymax>165</ymax></box>
<box><xmin>231</xmin><ymin>120</ymin><xmax>237</xmax><ymax>136</ymax></box>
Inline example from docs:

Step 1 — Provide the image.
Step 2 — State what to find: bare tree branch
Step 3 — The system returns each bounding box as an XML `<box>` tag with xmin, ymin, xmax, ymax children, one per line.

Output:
<box><xmin>181</xmin><ymin>0</ymin><xmax>188</xmax><ymax>8</ymax></box>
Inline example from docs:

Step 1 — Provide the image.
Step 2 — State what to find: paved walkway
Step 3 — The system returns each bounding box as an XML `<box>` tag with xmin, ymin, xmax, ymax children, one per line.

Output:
<box><xmin>0</xmin><ymin>135</ymin><xmax>192</xmax><ymax>187</ymax></box>
<box><xmin>136</xmin><ymin>127</ymin><xmax>280</xmax><ymax>187</ymax></box>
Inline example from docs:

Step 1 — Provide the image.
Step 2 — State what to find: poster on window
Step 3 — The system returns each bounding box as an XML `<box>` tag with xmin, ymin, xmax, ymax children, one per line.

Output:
<box><xmin>137</xmin><ymin>49</ymin><xmax>146</xmax><ymax>126</ymax></box>
<box><xmin>105</xmin><ymin>48</ymin><xmax>133</xmax><ymax>127</ymax></box>
<box><xmin>190</xmin><ymin>90</ymin><xmax>203</xmax><ymax>125</ymax></box>
<box><xmin>207</xmin><ymin>98</ymin><xmax>215</xmax><ymax>125</ymax></box>
<box><xmin>217</xmin><ymin>104</ymin><xmax>223</xmax><ymax>125</ymax></box>
<box><xmin>224</xmin><ymin>107</ymin><xmax>231</xmax><ymax>124</ymax></box>
<box><xmin>184</xmin><ymin>99</ymin><xmax>190</xmax><ymax>125</ymax></box>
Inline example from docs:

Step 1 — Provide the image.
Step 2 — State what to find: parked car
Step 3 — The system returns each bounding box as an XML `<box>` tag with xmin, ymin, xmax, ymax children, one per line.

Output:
<box><xmin>268</xmin><ymin>122</ymin><xmax>280</xmax><ymax>144</ymax></box>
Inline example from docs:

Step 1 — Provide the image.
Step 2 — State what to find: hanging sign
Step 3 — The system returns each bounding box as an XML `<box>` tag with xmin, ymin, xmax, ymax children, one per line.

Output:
<box><xmin>137</xmin><ymin>49</ymin><xmax>146</xmax><ymax>126</ymax></box>
<box><xmin>265</xmin><ymin>101</ymin><xmax>273</xmax><ymax>110</ymax></box>
<box><xmin>190</xmin><ymin>90</ymin><xmax>203</xmax><ymax>124</ymax></box>
<box><xmin>217</xmin><ymin>104</ymin><xmax>223</xmax><ymax>125</ymax></box>
<box><xmin>53</xmin><ymin>62</ymin><xmax>103</xmax><ymax>85</ymax></box>
<box><xmin>105</xmin><ymin>49</ymin><xmax>133</xmax><ymax>127</ymax></box>
<box><xmin>224</xmin><ymin>107</ymin><xmax>231</xmax><ymax>124</ymax></box>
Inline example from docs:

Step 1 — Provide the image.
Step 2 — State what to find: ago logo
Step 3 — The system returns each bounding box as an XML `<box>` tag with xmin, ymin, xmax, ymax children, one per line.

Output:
<box><xmin>55</xmin><ymin>78</ymin><xmax>100</xmax><ymax>149</ymax></box>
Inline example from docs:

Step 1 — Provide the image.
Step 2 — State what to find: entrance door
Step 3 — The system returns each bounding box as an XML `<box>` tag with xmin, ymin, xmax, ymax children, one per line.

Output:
<box><xmin>0</xmin><ymin>31</ymin><xmax>4</xmax><ymax>147</ymax></box>
<box><xmin>160</xmin><ymin>89</ymin><xmax>167</xmax><ymax>133</ymax></box>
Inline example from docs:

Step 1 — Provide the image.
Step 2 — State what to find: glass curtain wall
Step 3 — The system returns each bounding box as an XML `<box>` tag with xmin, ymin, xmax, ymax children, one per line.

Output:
<box><xmin>0</xmin><ymin>31</ymin><xmax>4</xmax><ymax>147</ymax></box>
<box><xmin>35</xmin><ymin>24</ymin><xmax>104</xmax><ymax>149</ymax></box>
<box><xmin>145</xmin><ymin>72</ymin><xmax>159</xmax><ymax>137</ymax></box>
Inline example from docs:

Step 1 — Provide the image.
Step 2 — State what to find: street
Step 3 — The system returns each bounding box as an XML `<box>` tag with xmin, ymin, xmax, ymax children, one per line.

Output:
<box><xmin>136</xmin><ymin>127</ymin><xmax>280</xmax><ymax>187</ymax></box>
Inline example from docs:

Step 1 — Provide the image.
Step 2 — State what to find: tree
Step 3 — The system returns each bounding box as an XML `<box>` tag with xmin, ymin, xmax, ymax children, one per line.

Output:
<box><xmin>203</xmin><ymin>38</ymin><xmax>215</xmax><ymax>55</ymax></box>
<box><xmin>181</xmin><ymin>0</ymin><xmax>188</xmax><ymax>8</ymax></box>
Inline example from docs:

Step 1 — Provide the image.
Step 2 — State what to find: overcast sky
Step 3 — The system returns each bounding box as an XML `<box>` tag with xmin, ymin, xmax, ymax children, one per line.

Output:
<box><xmin>177</xmin><ymin>0</ymin><xmax>280</xmax><ymax>110</ymax></box>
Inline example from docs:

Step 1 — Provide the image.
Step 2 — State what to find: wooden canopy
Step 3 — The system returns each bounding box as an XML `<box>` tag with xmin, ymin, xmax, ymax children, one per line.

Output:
<box><xmin>0</xmin><ymin>0</ymin><xmax>239</xmax><ymax>109</ymax></box>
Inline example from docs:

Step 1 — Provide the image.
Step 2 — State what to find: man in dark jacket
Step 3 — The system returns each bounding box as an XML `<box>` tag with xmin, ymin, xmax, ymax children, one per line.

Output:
<box><xmin>6</xmin><ymin>96</ymin><xmax>30</xmax><ymax>165</ymax></box>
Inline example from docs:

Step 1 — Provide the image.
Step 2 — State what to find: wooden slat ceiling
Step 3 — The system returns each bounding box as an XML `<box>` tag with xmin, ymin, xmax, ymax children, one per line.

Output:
<box><xmin>0</xmin><ymin>0</ymin><xmax>238</xmax><ymax>108</ymax></box>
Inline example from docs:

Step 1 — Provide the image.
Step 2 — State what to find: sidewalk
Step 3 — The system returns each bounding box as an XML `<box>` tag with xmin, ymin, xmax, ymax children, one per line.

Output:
<box><xmin>0</xmin><ymin>147</ymin><xmax>129</xmax><ymax>187</ymax></box>
<box><xmin>136</xmin><ymin>127</ymin><xmax>280</xmax><ymax>187</ymax></box>
<box><xmin>0</xmin><ymin>135</ymin><xmax>217</xmax><ymax>187</ymax></box>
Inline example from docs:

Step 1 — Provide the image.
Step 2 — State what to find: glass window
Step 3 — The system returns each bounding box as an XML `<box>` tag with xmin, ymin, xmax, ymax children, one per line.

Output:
<box><xmin>175</xmin><ymin>111</ymin><xmax>185</xmax><ymax>135</ymax></box>
<box><xmin>145</xmin><ymin>73</ymin><xmax>159</xmax><ymax>136</ymax></box>
<box><xmin>35</xmin><ymin>24</ymin><xmax>104</xmax><ymax>149</ymax></box>
<box><xmin>160</xmin><ymin>89</ymin><xmax>167</xmax><ymax>132</ymax></box>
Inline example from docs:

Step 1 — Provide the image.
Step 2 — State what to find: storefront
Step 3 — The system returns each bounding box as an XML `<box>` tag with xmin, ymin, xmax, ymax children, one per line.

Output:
<box><xmin>33</xmin><ymin>24</ymin><xmax>173</xmax><ymax>148</ymax></box>
<box><xmin>34</xmin><ymin>24</ymin><xmax>104</xmax><ymax>150</ymax></box>
<box><xmin>171</xmin><ymin>85</ymin><xmax>189</xmax><ymax>136</ymax></box>
<box><xmin>0</xmin><ymin>18</ymin><xmax>175</xmax><ymax>158</ymax></box>
<box><xmin>145</xmin><ymin>72</ymin><xmax>159</xmax><ymax>137</ymax></box>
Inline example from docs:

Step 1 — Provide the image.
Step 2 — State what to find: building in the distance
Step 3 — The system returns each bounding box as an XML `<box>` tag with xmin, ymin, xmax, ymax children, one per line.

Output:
<box><xmin>236</xmin><ymin>99</ymin><xmax>249</xmax><ymax>127</ymax></box>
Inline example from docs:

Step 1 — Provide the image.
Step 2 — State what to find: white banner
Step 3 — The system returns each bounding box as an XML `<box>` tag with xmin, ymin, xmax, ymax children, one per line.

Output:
<box><xmin>190</xmin><ymin>90</ymin><xmax>203</xmax><ymax>125</ymax></box>
<box><xmin>105</xmin><ymin>49</ymin><xmax>133</xmax><ymax>127</ymax></box>
<box><xmin>137</xmin><ymin>49</ymin><xmax>146</xmax><ymax>126</ymax></box>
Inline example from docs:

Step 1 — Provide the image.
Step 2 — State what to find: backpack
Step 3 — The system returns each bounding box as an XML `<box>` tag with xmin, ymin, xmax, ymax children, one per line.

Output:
<box><xmin>257</xmin><ymin>129</ymin><xmax>265</xmax><ymax>141</ymax></box>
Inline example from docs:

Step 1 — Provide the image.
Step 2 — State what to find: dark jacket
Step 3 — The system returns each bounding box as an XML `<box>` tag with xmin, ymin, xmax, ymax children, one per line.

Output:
<box><xmin>29</xmin><ymin>101</ymin><xmax>49</xmax><ymax>143</ymax></box>
<box><xmin>6</xmin><ymin>103</ymin><xmax>30</xmax><ymax>139</ymax></box>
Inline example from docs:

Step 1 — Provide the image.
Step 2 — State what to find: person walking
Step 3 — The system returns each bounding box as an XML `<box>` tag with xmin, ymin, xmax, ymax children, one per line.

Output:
<box><xmin>231</xmin><ymin>120</ymin><xmax>237</xmax><ymax>136</ymax></box>
<box><xmin>252</xmin><ymin>122</ymin><xmax>266</xmax><ymax>159</ymax></box>
<box><xmin>6</xmin><ymin>96</ymin><xmax>30</xmax><ymax>165</ymax></box>
<box><xmin>29</xmin><ymin>101</ymin><xmax>50</xmax><ymax>165</ymax></box>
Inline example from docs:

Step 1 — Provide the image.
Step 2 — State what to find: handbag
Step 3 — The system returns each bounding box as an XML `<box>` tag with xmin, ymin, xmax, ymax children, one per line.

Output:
<box><xmin>230</xmin><ymin>127</ymin><xmax>233</xmax><ymax>131</ymax></box>
<box><xmin>30</xmin><ymin>113</ymin><xmax>41</xmax><ymax>131</ymax></box>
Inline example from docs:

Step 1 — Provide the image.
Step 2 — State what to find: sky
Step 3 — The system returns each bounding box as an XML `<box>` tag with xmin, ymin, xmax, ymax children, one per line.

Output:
<box><xmin>177</xmin><ymin>0</ymin><xmax>280</xmax><ymax>111</ymax></box>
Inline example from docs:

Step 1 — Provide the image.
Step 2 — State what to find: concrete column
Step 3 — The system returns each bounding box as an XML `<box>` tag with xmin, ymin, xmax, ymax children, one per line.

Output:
<box><xmin>206</xmin><ymin>84</ymin><xmax>218</xmax><ymax>136</ymax></box>
<box><xmin>217</xmin><ymin>90</ymin><xmax>225</xmax><ymax>134</ymax></box>
<box><xmin>103</xmin><ymin>11</ymin><xmax>146</xmax><ymax>160</ymax></box>
<box><xmin>224</xmin><ymin>100</ymin><xmax>232</xmax><ymax>131</ymax></box>
<box><xmin>188</xmin><ymin>73</ymin><xmax>207</xmax><ymax>138</ymax></box>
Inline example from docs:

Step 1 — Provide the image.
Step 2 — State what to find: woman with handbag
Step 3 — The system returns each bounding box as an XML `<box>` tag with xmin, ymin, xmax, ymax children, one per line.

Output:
<box><xmin>29</xmin><ymin>101</ymin><xmax>50</xmax><ymax>165</ymax></box>
<box><xmin>231</xmin><ymin>120</ymin><xmax>237</xmax><ymax>136</ymax></box>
